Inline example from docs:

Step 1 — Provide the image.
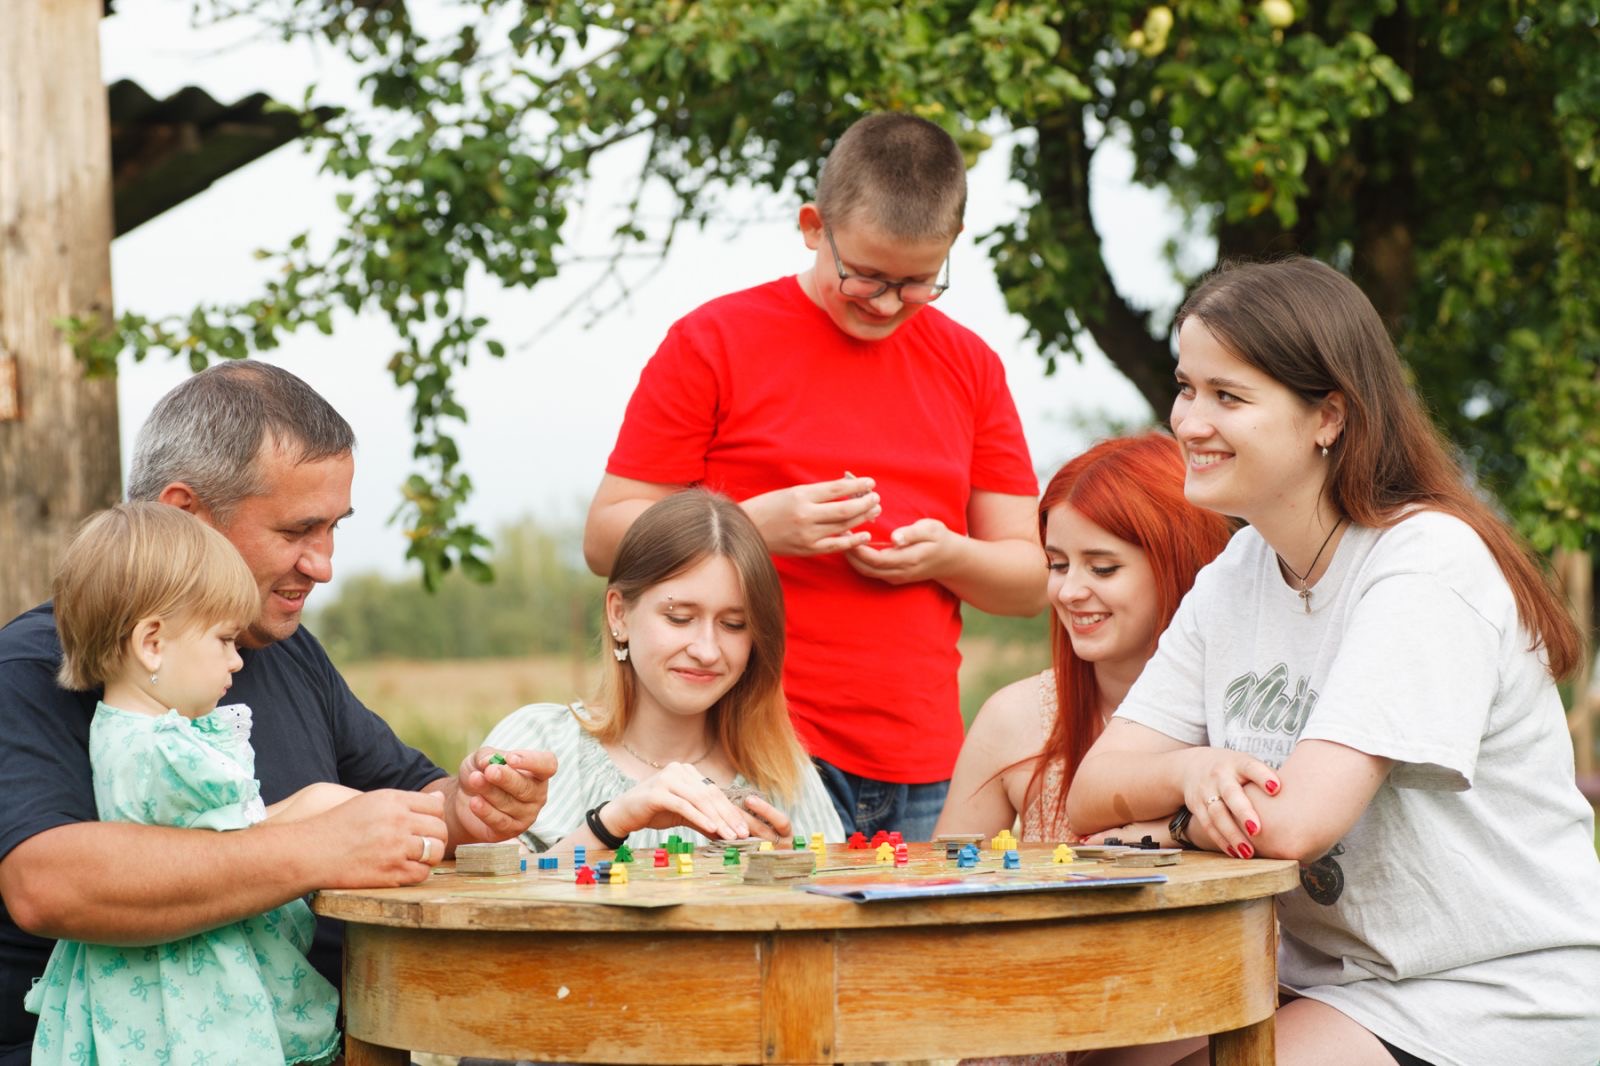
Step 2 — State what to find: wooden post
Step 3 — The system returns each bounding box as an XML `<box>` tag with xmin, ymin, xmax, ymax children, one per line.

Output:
<box><xmin>0</xmin><ymin>0</ymin><xmax>121</xmax><ymax>623</ymax></box>
<box><xmin>1556</xmin><ymin>548</ymin><xmax>1596</xmax><ymax>777</ymax></box>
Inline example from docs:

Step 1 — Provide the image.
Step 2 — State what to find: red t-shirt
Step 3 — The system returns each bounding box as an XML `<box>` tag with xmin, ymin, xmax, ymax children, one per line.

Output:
<box><xmin>607</xmin><ymin>277</ymin><xmax>1037</xmax><ymax>782</ymax></box>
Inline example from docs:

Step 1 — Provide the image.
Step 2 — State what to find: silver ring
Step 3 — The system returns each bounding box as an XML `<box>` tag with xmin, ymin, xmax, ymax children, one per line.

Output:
<box><xmin>1205</xmin><ymin>795</ymin><xmax>1220</xmax><ymax>806</ymax></box>
<box><xmin>419</xmin><ymin>836</ymin><xmax>433</xmax><ymax>863</ymax></box>
<box><xmin>702</xmin><ymin>776</ymin><xmax>715</xmax><ymax>785</ymax></box>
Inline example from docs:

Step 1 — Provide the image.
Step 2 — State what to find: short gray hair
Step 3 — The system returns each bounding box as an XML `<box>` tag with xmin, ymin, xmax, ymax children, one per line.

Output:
<box><xmin>127</xmin><ymin>361</ymin><xmax>356</xmax><ymax>520</ymax></box>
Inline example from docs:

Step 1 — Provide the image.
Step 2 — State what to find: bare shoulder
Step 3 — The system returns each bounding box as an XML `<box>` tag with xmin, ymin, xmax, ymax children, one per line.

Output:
<box><xmin>965</xmin><ymin>671</ymin><xmax>1052</xmax><ymax>752</ymax></box>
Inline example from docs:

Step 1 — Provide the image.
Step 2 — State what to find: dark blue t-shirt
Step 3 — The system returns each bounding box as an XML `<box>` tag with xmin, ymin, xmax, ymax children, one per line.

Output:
<box><xmin>0</xmin><ymin>603</ymin><xmax>444</xmax><ymax>1061</ymax></box>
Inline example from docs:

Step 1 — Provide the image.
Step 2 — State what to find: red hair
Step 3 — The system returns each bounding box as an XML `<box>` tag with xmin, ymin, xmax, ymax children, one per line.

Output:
<box><xmin>1026</xmin><ymin>433</ymin><xmax>1233</xmax><ymax>828</ymax></box>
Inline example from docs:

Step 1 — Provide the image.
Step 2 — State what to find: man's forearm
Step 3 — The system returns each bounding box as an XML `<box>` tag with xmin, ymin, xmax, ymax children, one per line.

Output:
<box><xmin>1</xmin><ymin>820</ymin><xmax>318</xmax><ymax>946</ymax></box>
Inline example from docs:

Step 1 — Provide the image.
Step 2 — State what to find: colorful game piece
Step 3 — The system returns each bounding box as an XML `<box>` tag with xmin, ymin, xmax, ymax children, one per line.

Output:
<box><xmin>487</xmin><ymin>753</ymin><xmax>507</xmax><ymax>766</ymax></box>
<box><xmin>894</xmin><ymin>843</ymin><xmax>909</xmax><ymax>867</ymax></box>
<box><xmin>521</xmin><ymin>858</ymin><xmax>527</xmax><ymax>872</ymax></box>
<box><xmin>537</xmin><ymin>855</ymin><xmax>559</xmax><ymax>871</ymax></box>
<box><xmin>809</xmin><ymin>831</ymin><xmax>825</xmax><ymax>854</ymax></box>
<box><xmin>614</xmin><ymin>843</ymin><xmax>634</xmax><ymax>864</ymax></box>
<box><xmin>1052</xmin><ymin>844</ymin><xmax>1076</xmax><ymax>864</ymax></box>
<box><xmin>1003</xmin><ymin>849</ymin><xmax>1021</xmax><ymax>870</ymax></box>
<box><xmin>847</xmin><ymin>831</ymin><xmax>868</xmax><ymax>850</ymax></box>
<box><xmin>875</xmin><ymin>842</ymin><xmax>894</xmax><ymax>865</ymax></box>
<box><xmin>991</xmin><ymin>829</ymin><xmax>1019</xmax><ymax>853</ymax></box>
<box><xmin>654</xmin><ymin>848</ymin><xmax>669</xmax><ymax>867</ymax></box>
<box><xmin>887</xmin><ymin>831</ymin><xmax>903</xmax><ymax>846</ymax></box>
<box><xmin>758</xmin><ymin>840</ymin><xmax>775</xmax><ymax>851</ymax></box>
<box><xmin>870</xmin><ymin>830</ymin><xmax>889</xmax><ymax>848</ymax></box>
<box><xmin>574</xmin><ymin>865</ymin><xmax>596</xmax><ymax>885</ymax></box>
<box><xmin>675</xmin><ymin>853</ymin><xmax>694</xmax><ymax>875</ymax></box>
<box><xmin>957</xmin><ymin>850</ymin><xmax>978</xmax><ymax>869</ymax></box>
<box><xmin>609</xmin><ymin>862</ymin><xmax>629</xmax><ymax>884</ymax></box>
<box><xmin>723</xmin><ymin>847</ymin><xmax>742</xmax><ymax>867</ymax></box>
<box><xmin>573</xmin><ymin>846</ymin><xmax>587</xmax><ymax>867</ymax></box>
<box><xmin>793</xmin><ymin>836</ymin><xmax>807</xmax><ymax>850</ymax></box>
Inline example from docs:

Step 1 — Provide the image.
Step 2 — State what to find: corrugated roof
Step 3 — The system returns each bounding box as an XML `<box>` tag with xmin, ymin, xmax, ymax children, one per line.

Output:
<box><xmin>109</xmin><ymin>79</ymin><xmax>336</xmax><ymax>236</ymax></box>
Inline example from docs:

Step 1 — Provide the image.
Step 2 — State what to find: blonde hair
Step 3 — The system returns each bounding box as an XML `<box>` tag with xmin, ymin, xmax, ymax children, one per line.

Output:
<box><xmin>588</xmin><ymin>490</ymin><xmax>804</xmax><ymax>801</ymax></box>
<box><xmin>53</xmin><ymin>503</ymin><xmax>260</xmax><ymax>690</ymax></box>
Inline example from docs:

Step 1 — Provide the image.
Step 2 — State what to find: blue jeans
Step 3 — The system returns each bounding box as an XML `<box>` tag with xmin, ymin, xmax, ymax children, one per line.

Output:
<box><xmin>813</xmin><ymin>757</ymin><xmax>950</xmax><ymax>841</ymax></box>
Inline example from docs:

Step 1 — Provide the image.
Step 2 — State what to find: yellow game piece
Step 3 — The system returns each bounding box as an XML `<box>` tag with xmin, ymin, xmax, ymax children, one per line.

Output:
<box><xmin>675</xmin><ymin>853</ymin><xmax>694</xmax><ymax>874</ymax></box>
<box><xmin>875</xmin><ymin>842</ymin><xmax>895</xmax><ymax>865</ymax></box>
<box><xmin>809</xmin><ymin>831</ymin><xmax>825</xmax><ymax>855</ymax></box>
<box><xmin>610</xmin><ymin>862</ymin><xmax>629</xmax><ymax>884</ymax></box>
<box><xmin>1053</xmin><ymin>844</ymin><xmax>1076</xmax><ymax>865</ymax></box>
<box><xmin>758</xmin><ymin>840</ymin><xmax>775</xmax><ymax>851</ymax></box>
<box><xmin>991</xmin><ymin>829</ymin><xmax>1019</xmax><ymax>853</ymax></box>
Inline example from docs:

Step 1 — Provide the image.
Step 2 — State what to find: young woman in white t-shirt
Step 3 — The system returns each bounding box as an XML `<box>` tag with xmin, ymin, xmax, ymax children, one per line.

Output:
<box><xmin>1067</xmin><ymin>257</ymin><xmax>1600</xmax><ymax>1066</ymax></box>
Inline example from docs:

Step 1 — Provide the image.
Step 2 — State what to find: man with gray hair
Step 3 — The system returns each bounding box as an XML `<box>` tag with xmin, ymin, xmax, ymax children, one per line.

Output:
<box><xmin>0</xmin><ymin>361</ymin><xmax>558</xmax><ymax>1063</ymax></box>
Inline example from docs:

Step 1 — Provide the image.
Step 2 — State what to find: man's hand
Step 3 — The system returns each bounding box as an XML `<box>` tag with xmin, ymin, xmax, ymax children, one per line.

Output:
<box><xmin>443</xmin><ymin>747</ymin><xmax>558</xmax><ymax>847</ymax></box>
<box><xmin>741</xmin><ymin>476</ymin><xmax>880</xmax><ymax>556</ymax></box>
<box><xmin>305</xmin><ymin>789</ymin><xmax>450</xmax><ymax>889</ymax></box>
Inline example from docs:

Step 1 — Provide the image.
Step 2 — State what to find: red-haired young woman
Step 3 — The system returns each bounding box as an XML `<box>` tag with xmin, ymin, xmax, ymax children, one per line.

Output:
<box><xmin>932</xmin><ymin>433</ymin><xmax>1232</xmax><ymax>843</ymax></box>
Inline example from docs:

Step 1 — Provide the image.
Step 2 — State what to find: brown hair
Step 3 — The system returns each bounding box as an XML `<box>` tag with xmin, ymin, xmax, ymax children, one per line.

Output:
<box><xmin>1176</xmin><ymin>256</ymin><xmax>1580</xmax><ymax>678</ymax></box>
<box><xmin>588</xmin><ymin>490</ymin><xmax>804</xmax><ymax>800</ymax></box>
<box><xmin>815</xmin><ymin>112</ymin><xmax>967</xmax><ymax>241</ymax></box>
<box><xmin>1027</xmin><ymin>434</ymin><xmax>1233</xmax><ymax>826</ymax></box>
<box><xmin>53</xmin><ymin>503</ymin><xmax>260</xmax><ymax>690</ymax></box>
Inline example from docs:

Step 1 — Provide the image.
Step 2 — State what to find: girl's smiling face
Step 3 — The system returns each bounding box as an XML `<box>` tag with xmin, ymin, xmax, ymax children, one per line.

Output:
<box><xmin>1045</xmin><ymin>503</ymin><xmax>1160</xmax><ymax>675</ymax></box>
<box><xmin>1169</xmin><ymin>317</ymin><xmax>1332</xmax><ymax>527</ymax></box>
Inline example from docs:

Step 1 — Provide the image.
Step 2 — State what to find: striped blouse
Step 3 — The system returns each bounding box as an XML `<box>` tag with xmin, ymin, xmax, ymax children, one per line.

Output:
<box><xmin>481</xmin><ymin>701</ymin><xmax>845</xmax><ymax>851</ymax></box>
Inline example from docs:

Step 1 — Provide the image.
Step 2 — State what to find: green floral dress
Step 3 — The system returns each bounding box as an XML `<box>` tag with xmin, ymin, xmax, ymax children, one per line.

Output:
<box><xmin>24</xmin><ymin>703</ymin><xmax>341</xmax><ymax>1065</ymax></box>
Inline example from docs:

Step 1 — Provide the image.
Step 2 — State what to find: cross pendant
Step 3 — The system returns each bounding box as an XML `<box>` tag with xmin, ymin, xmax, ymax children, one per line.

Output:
<box><xmin>1298</xmin><ymin>588</ymin><xmax>1312</xmax><ymax>614</ymax></box>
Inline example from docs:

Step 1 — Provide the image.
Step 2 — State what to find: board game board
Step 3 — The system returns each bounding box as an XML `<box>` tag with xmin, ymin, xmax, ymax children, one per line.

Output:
<box><xmin>417</xmin><ymin>840</ymin><xmax>1170</xmax><ymax>909</ymax></box>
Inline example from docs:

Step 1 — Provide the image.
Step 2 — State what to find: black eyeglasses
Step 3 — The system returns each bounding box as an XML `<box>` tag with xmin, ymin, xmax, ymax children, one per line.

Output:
<box><xmin>824</xmin><ymin>225</ymin><xmax>950</xmax><ymax>304</ymax></box>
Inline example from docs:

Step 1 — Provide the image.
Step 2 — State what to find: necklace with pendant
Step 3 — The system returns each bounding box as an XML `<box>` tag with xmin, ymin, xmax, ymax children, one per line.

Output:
<box><xmin>1276</xmin><ymin>517</ymin><xmax>1345</xmax><ymax>614</ymax></box>
<box><xmin>620</xmin><ymin>736</ymin><xmax>715</xmax><ymax>770</ymax></box>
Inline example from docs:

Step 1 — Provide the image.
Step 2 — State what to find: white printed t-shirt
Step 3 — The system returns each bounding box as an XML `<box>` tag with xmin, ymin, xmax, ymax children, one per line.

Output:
<box><xmin>1116</xmin><ymin>512</ymin><xmax>1600</xmax><ymax>1066</ymax></box>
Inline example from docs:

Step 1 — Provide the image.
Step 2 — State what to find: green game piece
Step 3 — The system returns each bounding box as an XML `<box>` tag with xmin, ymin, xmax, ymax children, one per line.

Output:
<box><xmin>723</xmin><ymin>846</ymin><xmax>742</xmax><ymax>866</ymax></box>
<box><xmin>793</xmin><ymin>836</ymin><xmax>806</xmax><ymax>850</ymax></box>
<box><xmin>614</xmin><ymin>843</ymin><xmax>634</xmax><ymax>864</ymax></box>
<box><xmin>487</xmin><ymin>753</ymin><xmax>507</xmax><ymax>766</ymax></box>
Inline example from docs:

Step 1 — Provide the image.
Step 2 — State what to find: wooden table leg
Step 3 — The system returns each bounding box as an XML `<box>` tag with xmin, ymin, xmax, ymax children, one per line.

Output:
<box><xmin>344</xmin><ymin>1033</ymin><xmax>410</xmax><ymax>1066</ymax></box>
<box><xmin>1210</xmin><ymin>1014</ymin><xmax>1274</xmax><ymax>1066</ymax></box>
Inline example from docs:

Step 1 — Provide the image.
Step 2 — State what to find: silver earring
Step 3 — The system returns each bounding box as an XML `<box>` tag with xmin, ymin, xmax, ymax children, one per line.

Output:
<box><xmin>150</xmin><ymin>674</ymin><xmax>158</xmax><ymax>685</ymax></box>
<box><xmin>613</xmin><ymin>644</ymin><xmax>629</xmax><ymax>662</ymax></box>
<box><xmin>1320</xmin><ymin>444</ymin><xmax>1329</xmax><ymax>458</ymax></box>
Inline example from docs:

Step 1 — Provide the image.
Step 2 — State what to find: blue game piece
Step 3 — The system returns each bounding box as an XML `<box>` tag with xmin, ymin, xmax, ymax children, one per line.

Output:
<box><xmin>520</xmin><ymin>858</ymin><xmax>527</xmax><ymax>872</ymax></box>
<box><xmin>958</xmin><ymin>843</ymin><xmax>980</xmax><ymax>862</ymax></box>
<box><xmin>537</xmin><ymin>855</ymin><xmax>558</xmax><ymax>871</ymax></box>
<box><xmin>574</xmin><ymin>846</ymin><xmax>587</xmax><ymax>866</ymax></box>
<box><xmin>957</xmin><ymin>851</ymin><xmax>978</xmax><ymax>869</ymax></box>
<box><xmin>1003</xmin><ymin>849</ymin><xmax>1020</xmax><ymax>870</ymax></box>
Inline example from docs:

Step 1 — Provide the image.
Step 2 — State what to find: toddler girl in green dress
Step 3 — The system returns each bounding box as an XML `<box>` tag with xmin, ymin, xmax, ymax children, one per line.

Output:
<box><xmin>25</xmin><ymin>503</ymin><xmax>355</xmax><ymax>1065</ymax></box>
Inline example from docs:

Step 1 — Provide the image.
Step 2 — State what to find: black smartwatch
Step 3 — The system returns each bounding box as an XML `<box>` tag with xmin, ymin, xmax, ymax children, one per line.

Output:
<box><xmin>585</xmin><ymin>802</ymin><xmax>628</xmax><ymax>850</ymax></box>
<box><xmin>1168</xmin><ymin>805</ymin><xmax>1197</xmax><ymax>850</ymax></box>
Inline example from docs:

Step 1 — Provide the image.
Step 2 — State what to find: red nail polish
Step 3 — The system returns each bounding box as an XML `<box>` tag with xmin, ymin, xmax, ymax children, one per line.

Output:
<box><xmin>1225</xmin><ymin>845</ymin><xmax>1238</xmax><ymax>858</ymax></box>
<box><xmin>1245</xmin><ymin>819</ymin><xmax>1260</xmax><ymax>835</ymax></box>
<box><xmin>1265</xmin><ymin>780</ymin><xmax>1280</xmax><ymax>795</ymax></box>
<box><xmin>1239</xmin><ymin>842</ymin><xmax>1254</xmax><ymax>859</ymax></box>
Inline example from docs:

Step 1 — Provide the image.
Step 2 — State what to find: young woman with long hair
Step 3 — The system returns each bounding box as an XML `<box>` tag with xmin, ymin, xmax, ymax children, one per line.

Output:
<box><xmin>1068</xmin><ymin>257</ymin><xmax>1600</xmax><ymax>1065</ymax></box>
<box><xmin>932</xmin><ymin>433</ymin><xmax>1231</xmax><ymax>843</ymax></box>
<box><xmin>481</xmin><ymin>490</ymin><xmax>842</xmax><ymax>854</ymax></box>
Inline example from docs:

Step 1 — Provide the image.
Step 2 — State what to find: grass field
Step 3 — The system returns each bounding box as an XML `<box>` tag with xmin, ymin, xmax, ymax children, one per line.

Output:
<box><xmin>339</xmin><ymin>634</ymin><xmax>1051</xmax><ymax>769</ymax></box>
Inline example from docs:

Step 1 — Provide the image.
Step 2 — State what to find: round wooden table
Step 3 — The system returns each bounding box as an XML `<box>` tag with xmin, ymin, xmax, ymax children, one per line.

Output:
<box><xmin>313</xmin><ymin>846</ymin><xmax>1298</xmax><ymax>1064</ymax></box>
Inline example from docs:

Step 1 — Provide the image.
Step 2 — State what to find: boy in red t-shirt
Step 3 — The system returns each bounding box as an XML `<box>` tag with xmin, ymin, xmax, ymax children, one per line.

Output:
<box><xmin>583</xmin><ymin>113</ymin><xmax>1045</xmax><ymax>840</ymax></box>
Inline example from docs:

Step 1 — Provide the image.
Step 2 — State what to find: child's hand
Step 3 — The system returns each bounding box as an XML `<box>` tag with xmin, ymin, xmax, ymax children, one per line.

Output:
<box><xmin>742</xmin><ymin>476</ymin><xmax>880</xmax><ymax>556</ymax></box>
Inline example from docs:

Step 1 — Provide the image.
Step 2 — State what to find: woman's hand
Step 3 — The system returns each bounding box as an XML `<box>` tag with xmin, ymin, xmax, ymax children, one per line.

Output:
<box><xmin>738</xmin><ymin>794</ymin><xmax>794</xmax><ymax>843</ymax></box>
<box><xmin>604</xmin><ymin>763</ymin><xmax>755</xmax><ymax>841</ymax></box>
<box><xmin>1179</xmin><ymin>748</ymin><xmax>1280</xmax><ymax>859</ymax></box>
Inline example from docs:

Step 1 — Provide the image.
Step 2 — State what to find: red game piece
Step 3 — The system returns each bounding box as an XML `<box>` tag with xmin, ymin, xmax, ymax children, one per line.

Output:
<box><xmin>894</xmin><ymin>843</ymin><xmax>909</xmax><ymax>867</ymax></box>
<box><xmin>847</xmin><ymin>832</ymin><xmax>868</xmax><ymax>850</ymax></box>
<box><xmin>887</xmin><ymin>831</ymin><xmax>904</xmax><ymax>846</ymax></box>
<box><xmin>870</xmin><ymin>830</ymin><xmax>889</xmax><ymax>848</ymax></box>
<box><xmin>654</xmin><ymin>848</ymin><xmax>669</xmax><ymax>867</ymax></box>
<box><xmin>575</xmin><ymin>865</ymin><xmax>596</xmax><ymax>885</ymax></box>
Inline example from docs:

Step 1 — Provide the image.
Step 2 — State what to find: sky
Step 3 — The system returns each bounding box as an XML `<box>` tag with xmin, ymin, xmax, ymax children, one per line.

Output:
<box><xmin>100</xmin><ymin>1</ymin><xmax>1194</xmax><ymax>594</ymax></box>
